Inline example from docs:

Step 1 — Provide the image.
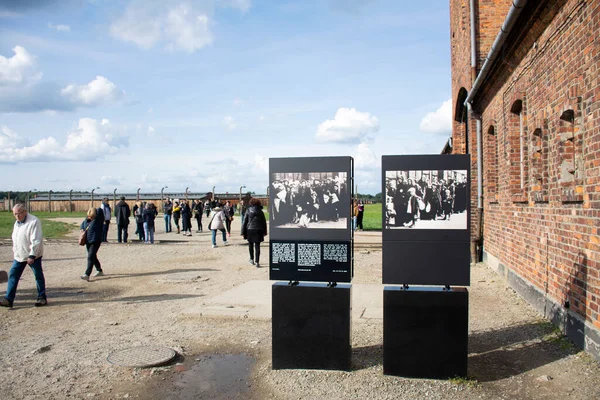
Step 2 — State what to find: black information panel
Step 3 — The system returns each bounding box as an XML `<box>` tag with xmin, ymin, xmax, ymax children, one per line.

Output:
<box><xmin>382</xmin><ymin>154</ymin><xmax>471</xmax><ymax>286</ymax></box>
<box><xmin>270</xmin><ymin>240</ymin><xmax>352</xmax><ymax>283</ymax></box>
<box><xmin>269</xmin><ymin>156</ymin><xmax>354</xmax><ymax>282</ymax></box>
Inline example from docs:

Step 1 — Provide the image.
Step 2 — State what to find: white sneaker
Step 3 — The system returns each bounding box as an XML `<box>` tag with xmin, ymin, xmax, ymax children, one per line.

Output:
<box><xmin>93</xmin><ymin>271</ymin><xmax>104</xmax><ymax>277</ymax></box>
<box><xmin>80</xmin><ymin>274</ymin><xmax>89</xmax><ymax>281</ymax></box>
<box><xmin>224</xmin><ymin>241</ymin><xmax>229</xmax><ymax>246</ymax></box>
<box><xmin>212</xmin><ymin>244</ymin><xmax>217</xmax><ymax>248</ymax></box>
<box><xmin>249</xmin><ymin>259</ymin><xmax>255</xmax><ymax>265</ymax></box>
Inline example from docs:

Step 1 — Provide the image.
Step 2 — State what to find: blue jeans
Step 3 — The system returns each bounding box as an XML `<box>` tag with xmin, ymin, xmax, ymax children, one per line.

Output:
<box><xmin>164</xmin><ymin>214</ymin><xmax>171</xmax><ymax>232</ymax></box>
<box><xmin>5</xmin><ymin>258</ymin><xmax>46</xmax><ymax>302</ymax></box>
<box><xmin>144</xmin><ymin>222</ymin><xmax>154</xmax><ymax>244</ymax></box>
<box><xmin>211</xmin><ymin>229</ymin><xmax>226</xmax><ymax>245</ymax></box>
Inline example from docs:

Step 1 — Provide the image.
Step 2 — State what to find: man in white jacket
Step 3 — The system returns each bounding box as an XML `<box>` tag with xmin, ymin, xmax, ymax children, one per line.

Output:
<box><xmin>1</xmin><ymin>203</ymin><xmax>47</xmax><ymax>308</ymax></box>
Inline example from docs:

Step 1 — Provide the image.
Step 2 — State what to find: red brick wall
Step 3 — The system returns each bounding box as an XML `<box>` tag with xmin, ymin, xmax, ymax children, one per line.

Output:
<box><xmin>452</xmin><ymin>0</ymin><xmax>600</xmax><ymax>335</ymax></box>
<box><xmin>476</xmin><ymin>0</ymin><xmax>513</xmax><ymax>70</ymax></box>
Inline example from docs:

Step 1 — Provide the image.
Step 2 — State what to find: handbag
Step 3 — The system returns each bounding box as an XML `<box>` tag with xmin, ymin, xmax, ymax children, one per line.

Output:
<box><xmin>79</xmin><ymin>224</ymin><xmax>90</xmax><ymax>246</ymax></box>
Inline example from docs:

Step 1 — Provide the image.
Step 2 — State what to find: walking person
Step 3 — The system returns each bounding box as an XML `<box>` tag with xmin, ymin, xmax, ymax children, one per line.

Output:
<box><xmin>356</xmin><ymin>200</ymin><xmax>364</xmax><ymax>231</ymax></box>
<box><xmin>173</xmin><ymin>201</ymin><xmax>181</xmax><ymax>234</ymax></box>
<box><xmin>223</xmin><ymin>200</ymin><xmax>234</xmax><ymax>237</ymax></box>
<box><xmin>163</xmin><ymin>198</ymin><xmax>173</xmax><ymax>233</ymax></box>
<box><xmin>240</xmin><ymin>199</ymin><xmax>247</xmax><ymax>226</ymax></box>
<box><xmin>208</xmin><ymin>205</ymin><xmax>228</xmax><ymax>248</ymax></box>
<box><xmin>133</xmin><ymin>201</ymin><xmax>145</xmax><ymax>242</ymax></box>
<box><xmin>194</xmin><ymin>200</ymin><xmax>204</xmax><ymax>232</ymax></box>
<box><xmin>80</xmin><ymin>207</ymin><xmax>104</xmax><ymax>281</ymax></box>
<box><xmin>241</xmin><ymin>198</ymin><xmax>268</xmax><ymax>268</ymax></box>
<box><xmin>100</xmin><ymin>197</ymin><xmax>111</xmax><ymax>242</ymax></box>
<box><xmin>1</xmin><ymin>203</ymin><xmax>47</xmax><ymax>308</ymax></box>
<box><xmin>114</xmin><ymin>196</ymin><xmax>131</xmax><ymax>243</ymax></box>
<box><xmin>143</xmin><ymin>202</ymin><xmax>157</xmax><ymax>244</ymax></box>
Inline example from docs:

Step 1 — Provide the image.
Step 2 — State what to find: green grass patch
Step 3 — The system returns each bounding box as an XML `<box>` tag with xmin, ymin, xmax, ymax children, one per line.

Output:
<box><xmin>0</xmin><ymin>211</ymin><xmax>86</xmax><ymax>239</ymax></box>
<box><xmin>448</xmin><ymin>376</ymin><xmax>480</xmax><ymax>388</ymax></box>
<box><xmin>361</xmin><ymin>203</ymin><xmax>382</xmax><ymax>231</ymax></box>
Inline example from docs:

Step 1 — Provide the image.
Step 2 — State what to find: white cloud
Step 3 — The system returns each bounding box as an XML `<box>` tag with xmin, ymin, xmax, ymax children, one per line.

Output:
<box><xmin>164</xmin><ymin>5</ymin><xmax>213</xmax><ymax>53</ymax></box>
<box><xmin>0</xmin><ymin>119</ymin><xmax>128</xmax><ymax>163</ymax></box>
<box><xmin>48</xmin><ymin>23</ymin><xmax>71</xmax><ymax>32</ymax></box>
<box><xmin>223</xmin><ymin>115</ymin><xmax>236</xmax><ymax>131</ymax></box>
<box><xmin>101</xmin><ymin>176</ymin><xmax>121</xmax><ymax>185</ymax></box>
<box><xmin>353</xmin><ymin>142</ymin><xmax>378</xmax><ymax>170</ymax></box>
<box><xmin>316</xmin><ymin>107</ymin><xmax>380</xmax><ymax>144</ymax></box>
<box><xmin>61</xmin><ymin>76</ymin><xmax>124</xmax><ymax>106</ymax></box>
<box><xmin>147</xmin><ymin>126</ymin><xmax>156</xmax><ymax>135</ymax></box>
<box><xmin>419</xmin><ymin>98</ymin><xmax>452</xmax><ymax>135</ymax></box>
<box><xmin>109</xmin><ymin>2</ymin><xmax>163</xmax><ymax>49</ymax></box>
<box><xmin>254</xmin><ymin>154</ymin><xmax>268</xmax><ymax>172</ymax></box>
<box><xmin>0</xmin><ymin>45</ymin><xmax>42</xmax><ymax>85</ymax></box>
<box><xmin>218</xmin><ymin>0</ymin><xmax>251</xmax><ymax>12</ymax></box>
<box><xmin>110</xmin><ymin>1</ymin><xmax>217</xmax><ymax>53</ymax></box>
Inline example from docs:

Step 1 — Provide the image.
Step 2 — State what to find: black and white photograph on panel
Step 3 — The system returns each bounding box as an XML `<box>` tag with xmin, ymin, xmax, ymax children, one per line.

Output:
<box><xmin>270</xmin><ymin>171</ymin><xmax>349</xmax><ymax>229</ymax></box>
<box><xmin>384</xmin><ymin>169</ymin><xmax>468</xmax><ymax>230</ymax></box>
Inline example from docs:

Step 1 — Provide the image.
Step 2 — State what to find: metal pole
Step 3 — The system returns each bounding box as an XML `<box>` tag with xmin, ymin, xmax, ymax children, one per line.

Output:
<box><xmin>91</xmin><ymin>188</ymin><xmax>96</xmax><ymax>208</ymax></box>
<box><xmin>137</xmin><ymin>188</ymin><xmax>140</xmax><ymax>201</ymax></box>
<box><xmin>69</xmin><ymin>190</ymin><xmax>73</xmax><ymax>212</ymax></box>
<box><xmin>185</xmin><ymin>187</ymin><xmax>189</xmax><ymax>201</ymax></box>
<box><xmin>48</xmin><ymin>190</ymin><xmax>52</xmax><ymax>213</ymax></box>
<box><xmin>113</xmin><ymin>188</ymin><xmax>117</xmax><ymax>209</ymax></box>
<box><xmin>27</xmin><ymin>191</ymin><xmax>31</xmax><ymax>211</ymax></box>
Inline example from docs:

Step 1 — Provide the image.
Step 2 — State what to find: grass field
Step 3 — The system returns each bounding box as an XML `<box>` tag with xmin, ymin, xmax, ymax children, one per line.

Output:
<box><xmin>361</xmin><ymin>203</ymin><xmax>382</xmax><ymax>231</ymax></box>
<box><xmin>0</xmin><ymin>211</ymin><xmax>86</xmax><ymax>239</ymax></box>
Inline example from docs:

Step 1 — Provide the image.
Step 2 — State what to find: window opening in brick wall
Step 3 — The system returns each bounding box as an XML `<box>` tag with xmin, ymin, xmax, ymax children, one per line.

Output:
<box><xmin>531</xmin><ymin>126</ymin><xmax>548</xmax><ymax>202</ymax></box>
<box><xmin>486</xmin><ymin>124</ymin><xmax>498</xmax><ymax>203</ymax></box>
<box><xmin>558</xmin><ymin>106</ymin><xmax>583</xmax><ymax>202</ymax></box>
<box><xmin>509</xmin><ymin>99</ymin><xmax>527</xmax><ymax>202</ymax></box>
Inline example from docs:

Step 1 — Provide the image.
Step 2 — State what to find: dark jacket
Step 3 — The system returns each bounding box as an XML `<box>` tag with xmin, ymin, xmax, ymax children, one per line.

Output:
<box><xmin>241</xmin><ymin>205</ymin><xmax>267</xmax><ymax>238</ymax></box>
<box><xmin>163</xmin><ymin>201</ymin><xmax>173</xmax><ymax>215</ymax></box>
<box><xmin>143</xmin><ymin>207</ymin><xmax>156</xmax><ymax>228</ymax></box>
<box><xmin>114</xmin><ymin>200</ymin><xmax>131</xmax><ymax>226</ymax></box>
<box><xmin>181</xmin><ymin>203</ymin><xmax>191</xmax><ymax>219</ymax></box>
<box><xmin>81</xmin><ymin>208</ymin><xmax>105</xmax><ymax>244</ymax></box>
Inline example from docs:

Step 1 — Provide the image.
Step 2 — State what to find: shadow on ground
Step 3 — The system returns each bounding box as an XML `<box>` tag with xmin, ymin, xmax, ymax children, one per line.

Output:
<box><xmin>468</xmin><ymin>321</ymin><xmax>577</xmax><ymax>382</ymax></box>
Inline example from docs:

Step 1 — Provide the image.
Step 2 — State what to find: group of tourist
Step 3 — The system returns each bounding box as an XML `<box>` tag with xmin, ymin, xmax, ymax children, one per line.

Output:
<box><xmin>270</xmin><ymin>176</ymin><xmax>349</xmax><ymax>228</ymax></box>
<box><xmin>385</xmin><ymin>175</ymin><xmax>468</xmax><ymax>228</ymax></box>
<box><xmin>1</xmin><ymin>195</ymin><xmax>268</xmax><ymax>307</ymax></box>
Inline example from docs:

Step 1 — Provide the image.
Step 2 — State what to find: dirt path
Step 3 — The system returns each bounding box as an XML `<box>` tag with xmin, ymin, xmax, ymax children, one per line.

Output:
<box><xmin>0</xmin><ymin>219</ymin><xmax>599</xmax><ymax>399</ymax></box>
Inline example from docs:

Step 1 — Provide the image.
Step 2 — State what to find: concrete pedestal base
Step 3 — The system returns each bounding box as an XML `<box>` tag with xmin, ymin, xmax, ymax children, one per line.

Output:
<box><xmin>383</xmin><ymin>286</ymin><xmax>468</xmax><ymax>378</ymax></box>
<box><xmin>272</xmin><ymin>282</ymin><xmax>351</xmax><ymax>370</ymax></box>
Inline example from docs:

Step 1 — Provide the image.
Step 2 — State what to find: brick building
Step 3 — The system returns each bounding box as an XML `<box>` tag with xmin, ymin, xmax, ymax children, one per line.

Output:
<box><xmin>449</xmin><ymin>0</ymin><xmax>599</xmax><ymax>360</ymax></box>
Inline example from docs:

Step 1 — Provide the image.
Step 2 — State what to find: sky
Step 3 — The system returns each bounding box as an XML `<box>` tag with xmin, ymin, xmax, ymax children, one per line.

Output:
<box><xmin>0</xmin><ymin>0</ymin><xmax>453</xmax><ymax>196</ymax></box>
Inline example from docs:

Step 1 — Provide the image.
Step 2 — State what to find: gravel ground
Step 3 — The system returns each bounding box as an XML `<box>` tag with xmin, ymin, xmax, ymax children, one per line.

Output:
<box><xmin>0</xmin><ymin>218</ymin><xmax>599</xmax><ymax>400</ymax></box>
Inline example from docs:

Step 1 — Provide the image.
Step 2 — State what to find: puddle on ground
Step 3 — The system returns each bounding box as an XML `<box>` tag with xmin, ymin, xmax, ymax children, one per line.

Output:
<box><xmin>163</xmin><ymin>354</ymin><xmax>255</xmax><ymax>400</ymax></box>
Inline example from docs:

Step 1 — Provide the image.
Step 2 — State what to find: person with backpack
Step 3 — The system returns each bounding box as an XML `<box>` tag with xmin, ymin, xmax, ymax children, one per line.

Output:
<box><xmin>241</xmin><ymin>198</ymin><xmax>268</xmax><ymax>268</ymax></box>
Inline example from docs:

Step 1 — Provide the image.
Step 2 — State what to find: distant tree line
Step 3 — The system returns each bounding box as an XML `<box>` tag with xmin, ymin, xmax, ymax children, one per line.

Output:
<box><xmin>356</xmin><ymin>193</ymin><xmax>382</xmax><ymax>203</ymax></box>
